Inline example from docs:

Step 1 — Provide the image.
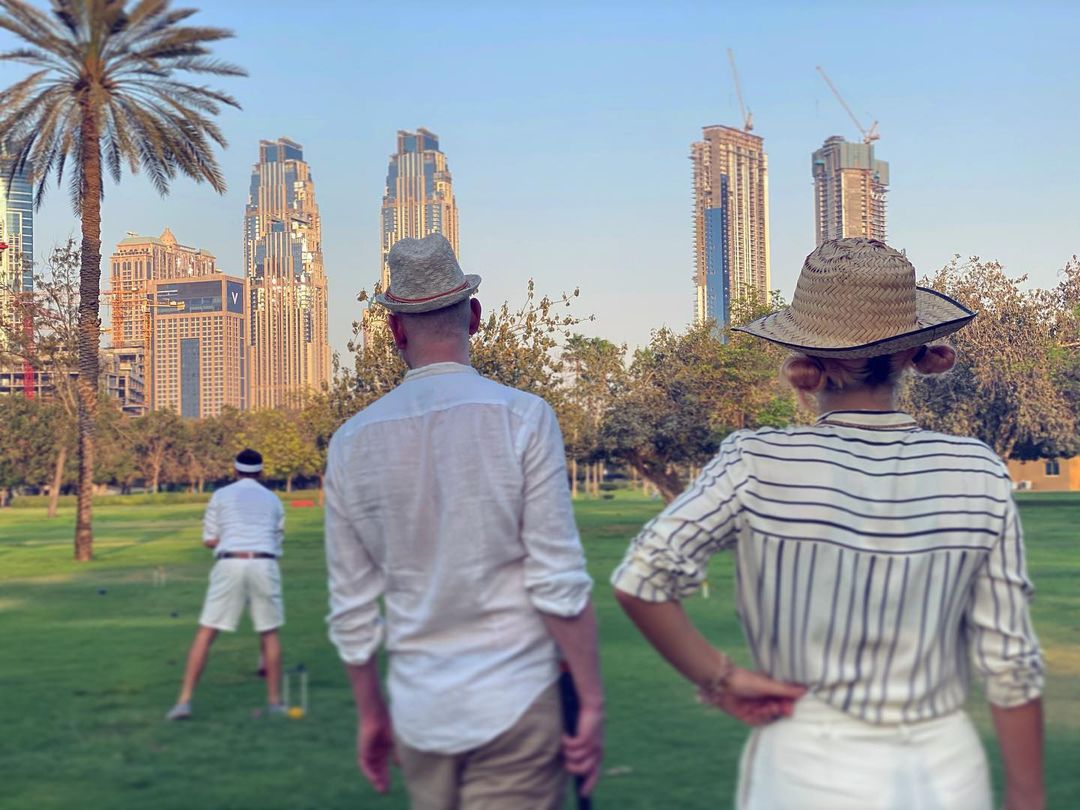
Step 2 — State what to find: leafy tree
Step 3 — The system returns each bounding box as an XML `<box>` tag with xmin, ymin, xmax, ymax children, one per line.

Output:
<box><xmin>561</xmin><ymin>334</ymin><xmax>626</xmax><ymax>497</ymax></box>
<box><xmin>340</xmin><ymin>280</ymin><xmax>590</xmax><ymax>410</ymax></box>
<box><xmin>0</xmin><ymin>240</ymin><xmax>81</xmax><ymax>514</ymax></box>
<box><xmin>129</xmin><ymin>408</ymin><xmax>185</xmax><ymax>492</ymax></box>
<box><xmin>0</xmin><ymin>0</ymin><xmax>244</xmax><ymax>560</ymax></box>
<box><xmin>901</xmin><ymin>257</ymin><xmax>1077</xmax><ymax>460</ymax></box>
<box><xmin>339</xmin><ymin>289</ymin><xmax>406</xmax><ymax>413</ymax></box>
<box><xmin>0</xmin><ymin>395</ymin><xmax>54</xmax><ymax>505</ymax></box>
<box><xmin>197</xmin><ymin>407</ymin><xmax>251</xmax><ymax>488</ymax></box>
<box><xmin>601</xmin><ymin>323</ymin><xmax>728</xmax><ymax>502</ymax></box>
<box><xmin>601</xmin><ymin>309</ymin><xmax>795</xmax><ymax>503</ymax></box>
<box><xmin>299</xmin><ymin>391</ymin><xmax>349</xmax><ymax>504</ymax></box>
<box><xmin>240</xmin><ymin>409</ymin><xmax>317</xmax><ymax>493</ymax></box>
<box><xmin>471</xmin><ymin>281</ymin><xmax>588</xmax><ymax>398</ymax></box>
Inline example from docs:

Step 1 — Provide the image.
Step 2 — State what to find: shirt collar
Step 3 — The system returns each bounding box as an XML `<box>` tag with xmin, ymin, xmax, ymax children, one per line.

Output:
<box><xmin>403</xmin><ymin>361</ymin><xmax>478</xmax><ymax>382</ymax></box>
<box><xmin>816</xmin><ymin>410</ymin><xmax>920</xmax><ymax>431</ymax></box>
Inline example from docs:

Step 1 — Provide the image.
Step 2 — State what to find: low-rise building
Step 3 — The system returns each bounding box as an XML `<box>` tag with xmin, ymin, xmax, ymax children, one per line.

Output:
<box><xmin>1007</xmin><ymin>458</ymin><xmax>1080</xmax><ymax>492</ymax></box>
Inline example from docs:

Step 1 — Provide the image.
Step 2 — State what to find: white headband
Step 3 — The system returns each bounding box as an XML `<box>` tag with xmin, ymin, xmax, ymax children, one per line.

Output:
<box><xmin>235</xmin><ymin>461</ymin><xmax>263</xmax><ymax>473</ymax></box>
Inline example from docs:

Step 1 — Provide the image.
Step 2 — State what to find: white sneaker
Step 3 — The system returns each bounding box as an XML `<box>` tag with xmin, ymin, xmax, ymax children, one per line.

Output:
<box><xmin>165</xmin><ymin>702</ymin><xmax>192</xmax><ymax>721</ymax></box>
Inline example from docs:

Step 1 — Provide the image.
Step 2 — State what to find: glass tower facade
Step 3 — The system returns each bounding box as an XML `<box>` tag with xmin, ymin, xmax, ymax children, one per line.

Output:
<box><xmin>0</xmin><ymin>162</ymin><xmax>35</xmax><ymax>396</ymax></box>
<box><xmin>244</xmin><ymin>138</ymin><xmax>331</xmax><ymax>409</ymax></box>
<box><xmin>0</xmin><ymin>162</ymin><xmax>33</xmax><ymax>347</ymax></box>
<box><xmin>381</xmin><ymin>128</ymin><xmax>459</xmax><ymax>287</ymax></box>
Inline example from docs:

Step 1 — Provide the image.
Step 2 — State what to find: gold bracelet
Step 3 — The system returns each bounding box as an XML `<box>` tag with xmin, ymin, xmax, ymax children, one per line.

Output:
<box><xmin>696</xmin><ymin>653</ymin><xmax>735</xmax><ymax>706</ymax></box>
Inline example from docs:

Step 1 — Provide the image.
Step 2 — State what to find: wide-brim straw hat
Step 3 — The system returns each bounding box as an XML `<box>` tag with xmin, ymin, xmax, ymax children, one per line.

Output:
<box><xmin>375</xmin><ymin>233</ymin><xmax>481</xmax><ymax>314</ymax></box>
<box><xmin>735</xmin><ymin>237</ymin><xmax>976</xmax><ymax>359</ymax></box>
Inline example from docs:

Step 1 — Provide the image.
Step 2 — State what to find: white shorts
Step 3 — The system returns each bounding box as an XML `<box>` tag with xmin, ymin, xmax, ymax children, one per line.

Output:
<box><xmin>198</xmin><ymin>558</ymin><xmax>284</xmax><ymax>633</ymax></box>
<box><xmin>738</xmin><ymin>696</ymin><xmax>991</xmax><ymax>810</ymax></box>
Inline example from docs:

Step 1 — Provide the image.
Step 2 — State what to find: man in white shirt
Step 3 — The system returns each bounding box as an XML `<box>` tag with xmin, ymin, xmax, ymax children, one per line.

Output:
<box><xmin>325</xmin><ymin>234</ymin><xmax>603</xmax><ymax>808</ymax></box>
<box><xmin>166</xmin><ymin>448</ymin><xmax>287</xmax><ymax>721</ymax></box>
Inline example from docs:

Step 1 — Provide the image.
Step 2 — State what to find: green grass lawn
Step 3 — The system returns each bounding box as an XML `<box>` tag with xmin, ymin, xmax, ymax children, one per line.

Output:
<box><xmin>1</xmin><ymin>492</ymin><xmax>1077</xmax><ymax>809</ymax></box>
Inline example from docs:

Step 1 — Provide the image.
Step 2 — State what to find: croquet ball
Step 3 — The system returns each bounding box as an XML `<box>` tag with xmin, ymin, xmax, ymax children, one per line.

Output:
<box><xmin>287</xmin><ymin>707</ymin><xmax>305</xmax><ymax>719</ymax></box>
<box><xmin>97</xmin><ymin>588</ymin><xmax>107</xmax><ymax>595</ymax></box>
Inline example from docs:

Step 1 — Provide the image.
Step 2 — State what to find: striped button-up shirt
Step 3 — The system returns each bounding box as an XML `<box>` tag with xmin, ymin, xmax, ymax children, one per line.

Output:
<box><xmin>612</xmin><ymin>410</ymin><xmax>1044</xmax><ymax>724</ymax></box>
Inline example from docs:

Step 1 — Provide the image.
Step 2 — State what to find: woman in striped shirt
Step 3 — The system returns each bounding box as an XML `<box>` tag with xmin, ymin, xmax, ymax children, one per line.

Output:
<box><xmin>612</xmin><ymin>238</ymin><xmax>1044</xmax><ymax>810</ymax></box>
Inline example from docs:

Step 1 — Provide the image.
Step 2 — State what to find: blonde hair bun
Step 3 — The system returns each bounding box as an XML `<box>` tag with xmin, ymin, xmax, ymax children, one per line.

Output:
<box><xmin>782</xmin><ymin>355</ymin><xmax>825</xmax><ymax>393</ymax></box>
<box><xmin>913</xmin><ymin>344</ymin><xmax>956</xmax><ymax>375</ymax></box>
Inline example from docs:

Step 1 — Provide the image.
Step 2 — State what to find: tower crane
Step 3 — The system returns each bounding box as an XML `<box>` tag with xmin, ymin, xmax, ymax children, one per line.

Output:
<box><xmin>727</xmin><ymin>48</ymin><xmax>753</xmax><ymax>132</ymax></box>
<box><xmin>816</xmin><ymin>65</ymin><xmax>879</xmax><ymax>145</ymax></box>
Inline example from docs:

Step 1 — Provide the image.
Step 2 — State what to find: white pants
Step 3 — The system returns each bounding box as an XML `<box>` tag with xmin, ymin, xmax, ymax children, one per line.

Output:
<box><xmin>198</xmin><ymin>559</ymin><xmax>284</xmax><ymax>633</ymax></box>
<box><xmin>738</xmin><ymin>696</ymin><xmax>991</xmax><ymax>810</ymax></box>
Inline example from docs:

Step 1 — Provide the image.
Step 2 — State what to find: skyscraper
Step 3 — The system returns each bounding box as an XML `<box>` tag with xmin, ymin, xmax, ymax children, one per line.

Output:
<box><xmin>381</xmin><ymin>128</ymin><xmax>459</xmax><ymax>287</ymax></box>
<box><xmin>149</xmin><ymin>274</ymin><xmax>248</xmax><ymax>418</ymax></box>
<box><xmin>0</xmin><ymin>161</ymin><xmax>35</xmax><ymax>396</ymax></box>
<box><xmin>109</xmin><ymin>227</ymin><xmax>218</xmax><ymax>350</ymax></box>
<box><xmin>691</xmin><ymin>125</ymin><xmax>770</xmax><ymax>328</ymax></box>
<box><xmin>244</xmin><ymin>138</ymin><xmax>331</xmax><ymax>409</ymax></box>
<box><xmin>106</xmin><ymin>228</ymin><xmax>233</xmax><ymax>416</ymax></box>
<box><xmin>812</xmin><ymin>136</ymin><xmax>889</xmax><ymax>245</ymax></box>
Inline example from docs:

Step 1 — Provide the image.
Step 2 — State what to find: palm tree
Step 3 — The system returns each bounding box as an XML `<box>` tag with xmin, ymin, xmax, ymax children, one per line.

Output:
<box><xmin>0</xmin><ymin>0</ymin><xmax>243</xmax><ymax>560</ymax></box>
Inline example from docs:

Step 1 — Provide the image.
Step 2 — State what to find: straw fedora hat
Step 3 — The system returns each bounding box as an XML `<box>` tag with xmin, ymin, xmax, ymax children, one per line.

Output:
<box><xmin>735</xmin><ymin>237</ymin><xmax>976</xmax><ymax>358</ymax></box>
<box><xmin>375</xmin><ymin>234</ymin><xmax>481</xmax><ymax>314</ymax></box>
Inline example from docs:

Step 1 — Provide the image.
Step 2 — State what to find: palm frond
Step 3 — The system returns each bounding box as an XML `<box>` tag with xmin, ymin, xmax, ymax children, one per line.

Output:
<box><xmin>170</xmin><ymin>56</ymin><xmax>246</xmax><ymax>79</ymax></box>
<box><xmin>0</xmin><ymin>47</ymin><xmax>64</xmax><ymax>69</ymax></box>
<box><xmin>0</xmin><ymin>0</ymin><xmax>241</xmax><ymax>209</ymax></box>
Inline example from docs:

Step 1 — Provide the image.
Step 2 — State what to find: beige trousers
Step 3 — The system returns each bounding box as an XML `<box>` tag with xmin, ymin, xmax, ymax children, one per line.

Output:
<box><xmin>395</xmin><ymin>683</ymin><xmax>566</xmax><ymax>810</ymax></box>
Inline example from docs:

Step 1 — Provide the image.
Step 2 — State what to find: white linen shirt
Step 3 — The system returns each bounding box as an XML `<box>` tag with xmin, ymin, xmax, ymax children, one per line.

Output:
<box><xmin>203</xmin><ymin>478</ymin><xmax>285</xmax><ymax>557</ymax></box>
<box><xmin>325</xmin><ymin>362</ymin><xmax>592</xmax><ymax>754</ymax></box>
<box><xmin>613</xmin><ymin>411</ymin><xmax>1044</xmax><ymax>724</ymax></box>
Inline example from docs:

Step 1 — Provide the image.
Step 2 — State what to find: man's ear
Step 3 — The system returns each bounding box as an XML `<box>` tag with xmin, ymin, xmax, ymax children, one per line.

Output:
<box><xmin>468</xmin><ymin>298</ymin><xmax>482</xmax><ymax>336</ymax></box>
<box><xmin>387</xmin><ymin>313</ymin><xmax>407</xmax><ymax>348</ymax></box>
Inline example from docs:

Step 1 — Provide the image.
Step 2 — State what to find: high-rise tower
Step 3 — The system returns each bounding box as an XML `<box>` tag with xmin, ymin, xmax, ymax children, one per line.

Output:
<box><xmin>106</xmin><ymin>228</ymin><xmax>232</xmax><ymax>416</ymax></box>
<box><xmin>691</xmin><ymin>125</ymin><xmax>770</xmax><ymax>328</ymax></box>
<box><xmin>812</xmin><ymin>136</ymin><xmax>889</xmax><ymax>245</ymax></box>
<box><xmin>380</xmin><ymin>128</ymin><xmax>459</xmax><ymax>287</ymax></box>
<box><xmin>0</xmin><ymin>161</ymin><xmax>34</xmax><ymax>395</ymax></box>
<box><xmin>245</xmin><ymin>138</ymin><xmax>331</xmax><ymax>409</ymax></box>
<box><xmin>109</xmin><ymin>227</ymin><xmax>218</xmax><ymax>349</ymax></box>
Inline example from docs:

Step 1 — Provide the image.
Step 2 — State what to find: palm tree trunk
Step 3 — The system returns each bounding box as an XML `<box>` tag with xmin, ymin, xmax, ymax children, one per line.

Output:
<box><xmin>74</xmin><ymin>104</ymin><xmax>103</xmax><ymax>562</ymax></box>
<box><xmin>48</xmin><ymin>445</ymin><xmax>66</xmax><ymax>519</ymax></box>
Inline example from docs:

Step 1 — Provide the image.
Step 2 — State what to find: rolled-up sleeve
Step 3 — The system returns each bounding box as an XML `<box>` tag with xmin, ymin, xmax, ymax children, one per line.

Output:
<box><xmin>966</xmin><ymin>493</ymin><xmax>1044</xmax><ymax>707</ymax></box>
<box><xmin>611</xmin><ymin>436</ymin><xmax>745</xmax><ymax>602</ymax></box>
<box><xmin>519</xmin><ymin>400</ymin><xmax>593</xmax><ymax>617</ymax></box>
<box><xmin>325</xmin><ymin>433</ymin><xmax>386</xmax><ymax>665</ymax></box>
<box><xmin>202</xmin><ymin>493</ymin><xmax>220</xmax><ymax>543</ymax></box>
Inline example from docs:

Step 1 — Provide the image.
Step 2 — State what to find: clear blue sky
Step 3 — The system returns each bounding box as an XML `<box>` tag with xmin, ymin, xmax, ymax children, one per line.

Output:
<box><xmin>5</xmin><ymin>0</ymin><xmax>1079</xmax><ymax>357</ymax></box>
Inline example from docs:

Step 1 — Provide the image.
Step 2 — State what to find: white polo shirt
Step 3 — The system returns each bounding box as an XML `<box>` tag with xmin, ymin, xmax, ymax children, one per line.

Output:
<box><xmin>203</xmin><ymin>478</ymin><xmax>285</xmax><ymax>557</ymax></box>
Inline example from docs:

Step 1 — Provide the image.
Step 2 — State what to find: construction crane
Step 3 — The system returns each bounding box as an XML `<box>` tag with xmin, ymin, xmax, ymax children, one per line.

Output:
<box><xmin>816</xmin><ymin>65</ymin><xmax>879</xmax><ymax>145</ymax></box>
<box><xmin>727</xmin><ymin>48</ymin><xmax>753</xmax><ymax>132</ymax></box>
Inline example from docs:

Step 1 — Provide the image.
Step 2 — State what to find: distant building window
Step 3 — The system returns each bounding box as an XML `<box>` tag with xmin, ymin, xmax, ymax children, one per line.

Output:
<box><xmin>1046</xmin><ymin>459</ymin><xmax>1061</xmax><ymax>477</ymax></box>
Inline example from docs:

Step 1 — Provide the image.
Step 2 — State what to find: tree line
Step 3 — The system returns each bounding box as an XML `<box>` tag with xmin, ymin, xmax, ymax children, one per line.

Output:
<box><xmin>5</xmin><ymin>243</ymin><xmax>1080</xmax><ymax>520</ymax></box>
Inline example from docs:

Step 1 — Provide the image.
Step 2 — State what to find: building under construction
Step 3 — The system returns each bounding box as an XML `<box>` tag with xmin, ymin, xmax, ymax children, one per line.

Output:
<box><xmin>691</xmin><ymin>124</ymin><xmax>771</xmax><ymax>328</ymax></box>
<box><xmin>812</xmin><ymin>136</ymin><xmax>889</xmax><ymax>244</ymax></box>
<box><xmin>812</xmin><ymin>67</ymin><xmax>889</xmax><ymax>245</ymax></box>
